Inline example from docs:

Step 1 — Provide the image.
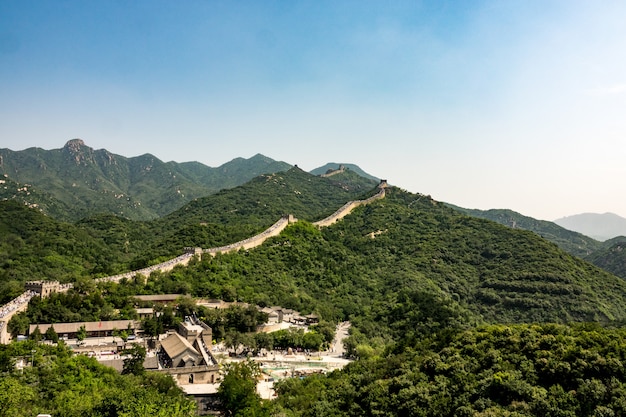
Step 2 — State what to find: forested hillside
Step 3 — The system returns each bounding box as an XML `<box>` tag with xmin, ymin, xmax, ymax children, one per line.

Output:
<box><xmin>453</xmin><ymin>206</ymin><xmax>626</xmax><ymax>280</ymax></box>
<box><xmin>5</xmin><ymin>167</ymin><xmax>626</xmax><ymax>416</ymax></box>
<box><xmin>273</xmin><ymin>323</ymin><xmax>626</xmax><ymax>417</ymax></box>
<box><xmin>0</xmin><ymin>167</ymin><xmax>378</xmax><ymax>303</ymax></box>
<box><xmin>5</xmin><ymin>169</ymin><xmax>626</xmax><ymax>333</ymax></box>
<box><xmin>0</xmin><ymin>139</ymin><xmax>292</xmax><ymax>221</ymax></box>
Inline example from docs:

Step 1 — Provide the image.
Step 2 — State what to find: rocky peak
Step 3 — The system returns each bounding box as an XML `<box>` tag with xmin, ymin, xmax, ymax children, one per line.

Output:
<box><xmin>63</xmin><ymin>139</ymin><xmax>95</xmax><ymax>165</ymax></box>
<box><xmin>64</xmin><ymin>138</ymin><xmax>86</xmax><ymax>152</ymax></box>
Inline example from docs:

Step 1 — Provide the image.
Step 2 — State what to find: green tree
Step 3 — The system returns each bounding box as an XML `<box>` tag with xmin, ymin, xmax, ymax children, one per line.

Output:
<box><xmin>122</xmin><ymin>344</ymin><xmax>146</xmax><ymax>376</ymax></box>
<box><xmin>7</xmin><ymin>312</ymin><xmax>29</xmax><ymax>338</ymax></box>
<box><xmin>0</xmin><ymin>376</ymin><xmax>36</xmax><ymax>417</ymax></box>
<box><xmin>122</xmin><ymin>344</ymin><xmax>146</xmax><ymax>375</ymax></box>
<box><xmin>29</xmin><ymin>326</ymin><xmax>43</xmax><ymax>342</ymax></box>
<box><xmin>44</xmin><ymin>325</ymin><xmax>59</xmax><ymax>343</ymax></box>
<box><xmin>142</xmin><ymin>316</ymin><xmax>164</xmax><ymax>340</ymax></box>
<box><xmin>76</xmin><ymin>325</ymin><xmax>87</xmax><ymax>344</ymax></box>
<box><xmin>218</xmin><ymin>360</ymin><xmax>268</xmax><ymax>417</ymax></box>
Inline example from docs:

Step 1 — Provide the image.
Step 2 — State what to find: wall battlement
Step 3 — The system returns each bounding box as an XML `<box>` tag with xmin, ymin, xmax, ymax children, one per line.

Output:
<box><xmin>313</xmin><ymin>182</ymin><xmax>387</xmax><ymax>228</ymax></box>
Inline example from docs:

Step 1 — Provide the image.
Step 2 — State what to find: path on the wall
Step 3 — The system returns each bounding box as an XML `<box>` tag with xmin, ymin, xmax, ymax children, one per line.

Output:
<box><xmin>0</xmin><ymin>182</ymin><xmax>387</xmax><ymax>341</ymax></box>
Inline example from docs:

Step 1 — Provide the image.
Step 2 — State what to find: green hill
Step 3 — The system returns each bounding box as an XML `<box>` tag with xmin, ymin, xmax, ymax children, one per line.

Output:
<box><xmin>450</xmin><ymin>206</ymin><xmax>626</xmax><ymax>280</ymax></box>
<box><xmin>5</xmin><ymin>167</ymin><xmax>626</xmax><ymax>416</ymax></box>
<box><xmin>449</xmin><ymin>206</ymin><xmax>602</xmax><ymax>257</ymax></box>
<box><xmin>0</xmin><ymin>140</ymin><xmax>293</xmax><ymax>221</ymax></box>
<box><xmin>166</xmin><ymin>188</ymin><xmax>626</xmax><ymax>330</ymax></box>
<box><xmin>585</xmin><ymin>237</ymin><xmax>626</xmax><ymax>279</ymax></box>
<box><xmin>310</xmin><ymin>163</ymin><xmax>380</xmax><ymax>181</ymax></box>
<box><xmin>6</xmin><ymin>169</ymin><xmax>626</xmax><ymax>329</ymax></box>
<box><xmin>0</xmin><ymin>167</ymin><xmax>378</xmax><ymax>302</ymax></box>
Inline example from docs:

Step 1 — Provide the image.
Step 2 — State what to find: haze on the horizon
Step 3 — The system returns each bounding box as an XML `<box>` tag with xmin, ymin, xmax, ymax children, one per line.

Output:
<box><xmin>1</xmin><ymin>1</ymin><xmax>625</xmax><ymax>221</ymax></box>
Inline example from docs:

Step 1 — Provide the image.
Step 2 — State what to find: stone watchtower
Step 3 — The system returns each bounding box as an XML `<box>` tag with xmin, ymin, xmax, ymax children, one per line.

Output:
<box><xmin>184</xmin><ymin>247</ymin><xmax>203</xmax><ymax>257</ymax></box>
<box><xmin>25</xmin><ymin>281</ymin><xmax>60</xmax><ymax>298</ymax></box>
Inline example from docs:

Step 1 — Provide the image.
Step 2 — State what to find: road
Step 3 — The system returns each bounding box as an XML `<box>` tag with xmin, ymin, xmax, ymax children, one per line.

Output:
<box><xmin>329</xmin><ymin>321</ymin><xmax>351</xmax><ymax>358</ymax></box>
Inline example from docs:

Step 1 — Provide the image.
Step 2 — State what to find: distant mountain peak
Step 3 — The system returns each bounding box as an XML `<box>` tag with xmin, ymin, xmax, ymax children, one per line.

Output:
<box><xmin>64</xmin><ymin>138</ymin><xmax>87</xmax><ymax>151</ymax></box>
<box><xmin>554</xmin><ymin>212</ymin><xmax>626</xmax><ymax>241</ymax></box>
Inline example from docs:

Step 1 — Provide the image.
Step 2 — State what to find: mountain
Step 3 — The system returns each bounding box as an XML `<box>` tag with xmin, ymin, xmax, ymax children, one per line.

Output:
<box><xmin>310</xmin><ymin>163</ymin><xmax>379</xmax><ymax>181</ymax></box>
<box><xmin>0</xmin><ymin>139</ymin><xmax>292</xmax><ymax>221</ymax></box>
<box><xmin>0</xmin><ymin>167</ymin><xmax>379</xmax><ymax>303</ymax></box>
<box><xmin>448</xmin><ymin>205</ymin><xmax>626</xmax><ymax>278</ymax></box>
<box><xmin>4</xmin><ymin>167</ymin><xmax>626</xmax><ymax>327</ymax></box>
<box><xmin>554</xmin><ymin>212</ymin><xmax>626</xmax><ymax>241</ymax></box>
<box><xmin>0</xmin><ymin>141</ymin><xmax>382</xmax><ymax>223</ymax></box>
<box><xmin>449</xmin><ymin>206</ymin><xmax>602</xmax><ymax>258</ymax></box>
<box><xmin>585</xmin><ymin>236</ymin><xmax>626</xmax><ymax>280</ymax></box>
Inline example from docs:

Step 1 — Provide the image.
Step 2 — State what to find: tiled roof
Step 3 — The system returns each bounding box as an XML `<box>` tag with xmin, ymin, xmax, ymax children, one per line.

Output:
<box><xmin>161</xmin><ymin>332</ymin><xmax>199</xmax><ymax>359</ymax></box>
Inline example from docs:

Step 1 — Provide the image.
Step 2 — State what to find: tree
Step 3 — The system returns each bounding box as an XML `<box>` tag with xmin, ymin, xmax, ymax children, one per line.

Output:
<box><xmin>176</xmin><ymin>295</ymin><xmax>197</xmax><ymax>319</ymax></box>
<box><xmin>7</xmin><ymin>312</ymin><xmax>29</xmax><ymax>338</ymax></box>
<box><xmin>0</xmin><ymin>376</ymin><xmax>36</xmax><ymax>417</ymax></box>
<box><xmin>218</xmin><ymin>360</ymin><xmax>268</xmax><ymax>417</ymax></box>
<box><xmin>142</xmin><ymin>316</ymin><xmax>164</xmax><ymax>340</ymax></box>
<box><xmin>76</xmin><ymin>325</ymin><xmax>87</xmax><ymax>344</ymax></box>
<box><xmin>44</xmin><ymin>326</ymin><xmax>59</xmax><ymax>343</ymax></box>
<box><xmin>29</xmin><ymin>326</ymin><xmax>43</xmax><ymax>342</ymax></box>
<box><xmin>254</xmin><ymin>332</ymin><xmax>274</xmax><ymax>351</ymax></box>
<box><xmin>122</xmin><ymin>344</ymin><xmax>146</xmax><ymax>376</ymax></box>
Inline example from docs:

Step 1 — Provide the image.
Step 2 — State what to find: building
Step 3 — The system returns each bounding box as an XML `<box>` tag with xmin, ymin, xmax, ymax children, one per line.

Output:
<box><xmin>133</xmin><ymin>294</ymin><xmax>184</xmax><ymax>305</ymax></box>
<box><xmin>29</xmin><ymin>320</ymin><xmax>140</xmax><ymax>340</ymax></box>
<box><xmin>156</xmin><ymin>317</ymin><xmax>220</xmax><ymax>386</ymax></box>
<box><xmin>24</xmin><ymin>281</ymin><xmax>61</xmax><ymax>298</ymax></box>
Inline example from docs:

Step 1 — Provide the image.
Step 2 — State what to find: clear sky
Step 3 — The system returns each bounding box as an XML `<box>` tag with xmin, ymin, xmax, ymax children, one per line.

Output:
<box><xmin>1</xmin><ymin>1</ymin><xmax>625</xmax><ymax>220</ymax></box>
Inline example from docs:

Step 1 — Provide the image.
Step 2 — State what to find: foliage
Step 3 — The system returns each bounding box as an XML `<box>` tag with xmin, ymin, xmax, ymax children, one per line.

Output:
<box><xmin>0</xmin><ymin>167</ymin><xmax>376</xmax><ymax>298</ymax></box>
<box><xmin>454</xmin><ymin>206</ymin><xmax>626</xmax><ymax>280</ymax></box>
<box><xmin>273</xmin><ymin>323</ymin><xmax>626</xmax><ymax>417</ymax></box>
<box><xmin>76</xmin><ymin>325</ymin><xmax>87</xmax><ymax>344</ymax></box>
<box><xmin>10</xmin><ymin>186</ymin><xmax>626</xmax><ymax>350</ymax></box>
<box><xmin>0</xmin><ymin>342</ymin><xmax>195</xmax><ymax>417</ymax></box>
<box><xmin>122</xmin><ymin>344</ymin><xmax>146</xmax><ymax>376</ymax></box>
<box><xmin>197</xmin><ymin>305</ymin><xmax>269</xmax><ymax>341</ymax></box>
<box><xmin>585</xmin><ymin>237</ymin><xmax>626</xmax><ymax>279</ymax></box>
<box><xmin>0</xmin><ymin>141</ymin><xmax>293</xmax><ymax>221</ymax></box>
<box><xmin>218</xmin><ymin>359</ymin><xmax>269</xmax><ymax>417</ymax></box>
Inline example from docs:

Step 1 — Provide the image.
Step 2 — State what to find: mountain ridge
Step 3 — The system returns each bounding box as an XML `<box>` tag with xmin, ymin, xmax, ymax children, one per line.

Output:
<box><xmin>554</xmin><ymin>212</ymin><xmax>626</xmax><ymax>241</ymax></box>
<box><xmin>450</xmin><ymin>205</ymin><xmax>626</xmax><ymax>279</ymax></box>
<box><xmin>0</xmin><ymin>140</ymin><xmax>295</xmax><ymax>221</ymax></box>
<box><xmin>0</xmin><ymin>140</ymin><xmax>380</xmax><ymax>223</ymax></box>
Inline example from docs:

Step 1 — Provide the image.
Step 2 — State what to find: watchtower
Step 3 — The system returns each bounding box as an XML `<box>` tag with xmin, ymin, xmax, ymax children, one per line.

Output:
<box><xmin>25</xmin><ymin>281</ymin><xmax>60</xmax><ymax>298</ymax></box>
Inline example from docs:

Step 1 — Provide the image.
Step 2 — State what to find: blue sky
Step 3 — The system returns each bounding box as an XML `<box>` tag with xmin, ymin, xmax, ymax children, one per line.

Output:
<box><xmin>1</xmin><ymin>1</ymin><xmax>626</xmax><ymax>220</ymax></box>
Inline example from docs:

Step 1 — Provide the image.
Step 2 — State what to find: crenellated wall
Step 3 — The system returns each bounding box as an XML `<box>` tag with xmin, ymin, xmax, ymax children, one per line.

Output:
<box><xmin>313</xmin><ymin>182</ymin><xmax>387</xmax><ymax>228</ymax></box>
<box><xmin>203</xmin><ymin>214</ymin><xmax>295</xmax><ymax>256</ymax></box>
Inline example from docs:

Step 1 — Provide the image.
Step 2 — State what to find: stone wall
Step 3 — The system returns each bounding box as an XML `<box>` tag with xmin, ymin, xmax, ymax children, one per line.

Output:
<box><xmin>313</xmin><ymin>185</ymin><xmax>386</xmax><ymax>228</ymax></box>
<box><xmin>204</xmin><ymin>215</ymin><xmax>294</xmax><ymax>256</ymax></box>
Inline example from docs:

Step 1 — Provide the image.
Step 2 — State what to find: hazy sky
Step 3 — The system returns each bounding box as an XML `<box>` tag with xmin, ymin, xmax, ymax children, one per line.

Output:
<box><xmin>2</xmin><ymin>1</ymin><xmax>625</xmax><ymax>220</ymax></box>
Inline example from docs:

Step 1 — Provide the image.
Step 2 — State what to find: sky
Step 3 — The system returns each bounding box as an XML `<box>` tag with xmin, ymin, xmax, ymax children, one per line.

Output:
<box><xmin>1</xmin><ymin>0</ymin><xmax>626</xmax><ymax>221</ymax></box>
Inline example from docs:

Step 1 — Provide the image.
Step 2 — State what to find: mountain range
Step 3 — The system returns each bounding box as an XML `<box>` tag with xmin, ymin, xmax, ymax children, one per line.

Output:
<box><xmin>0</xmin><ymin>139</ymin><xmax>293</xmax><ymax>221</ymax></box>
<box><xmin>451</xmin><ymin>206</ymin><xmax>626</xmax><ymax>280</ymax></box>
<box><xmin>554</xmin><ymin>212</ymin><xmax>626</xmax><ymax>241</ymax></box>
<box><xmin>0</xmin><ymin>140</ymin><xmax>383</xmax><ymax>223</ymax></box>
<box><xmin>5</xmin><ymin>142</ymin><xmax>626</xmax><ymax>415</ymax></box>
<box><xmin>1</xmin><ymin>157</ymin><xmax>625</xmax><ymax>326</ymax></box>
<box><xmin>2</xmin><ymin>140</ymin><xmax>626</xmax><ymax>282</ymax></box>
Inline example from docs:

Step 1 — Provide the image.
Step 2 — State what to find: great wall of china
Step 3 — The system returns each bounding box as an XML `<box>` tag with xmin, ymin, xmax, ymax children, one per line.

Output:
<box><xmin>0</xmin><ymin>180</ymin><xmax>387</xmax><ymax>343</ymax></box>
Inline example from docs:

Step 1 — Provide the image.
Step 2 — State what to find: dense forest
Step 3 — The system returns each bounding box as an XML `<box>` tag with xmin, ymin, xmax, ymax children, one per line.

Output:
<box><xmin>4</xmin><ymin>167</ymin><xmax>626</xmax><ymax>415</ymax></box>
<box><xmin>0</xmin><ymin>341</ymin><xmax>196</xmax><ymax>417</ymax></box>
<box><xmin>273</xmin><ymin>323</ymin><xmax>626</xmax><ymax>417</ymax></box>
